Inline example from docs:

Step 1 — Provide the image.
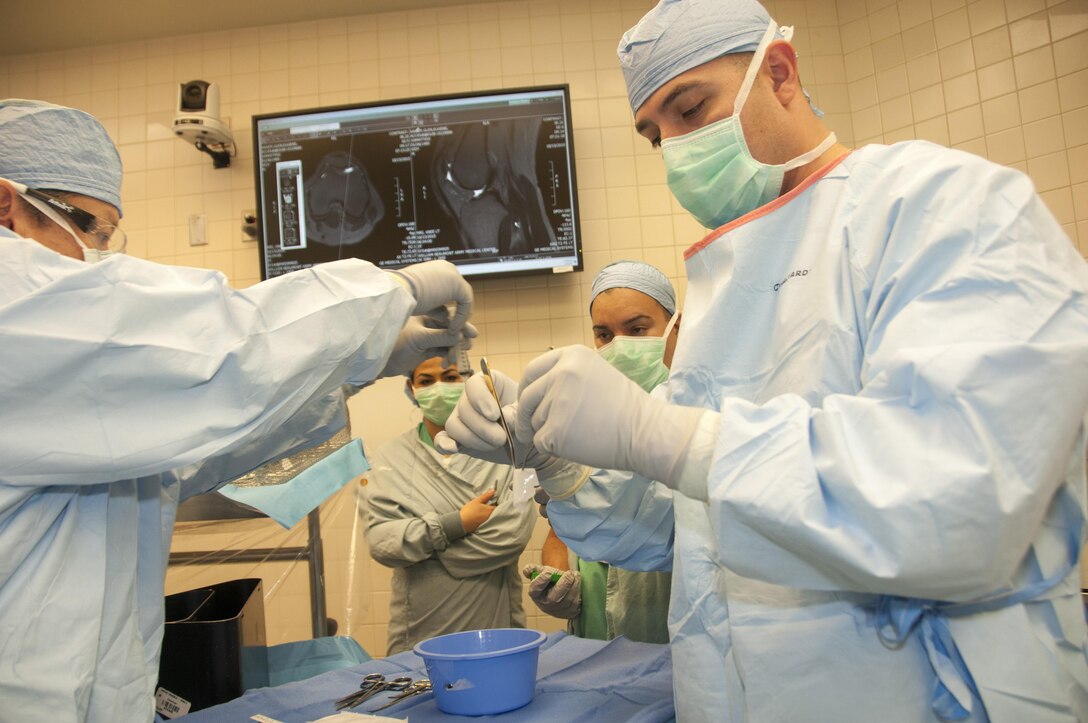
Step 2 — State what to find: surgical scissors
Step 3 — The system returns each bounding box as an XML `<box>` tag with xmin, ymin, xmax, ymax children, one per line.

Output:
<box><xmin>373</xmin><ymin>679</ymin><xmax>433</xmax><ymax>711</ymax></box>
<box><xmin>334</xmin><ymin>674</ymin><xmax>412</xmax><ymax>710</ymax></box>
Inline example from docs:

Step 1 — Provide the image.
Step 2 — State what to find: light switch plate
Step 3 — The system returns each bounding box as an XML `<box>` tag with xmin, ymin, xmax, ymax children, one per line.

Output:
<box><xmin>188</xmin><ymin>213</ymin><xmax>207</xmax><ymax>246</ymax></box>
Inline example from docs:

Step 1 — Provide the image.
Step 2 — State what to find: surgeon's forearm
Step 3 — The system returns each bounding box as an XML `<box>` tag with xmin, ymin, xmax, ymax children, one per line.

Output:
<box><xmin>628</xmin><ymin>401</ymin><xmax>714</xmax><ymax>494</ymax></box>
<box><xmin>665</xmin><ymin>410</ymin><xmax>719</xmax><ymax>502</ymax></box>
<box><xmin>542</xmin><ymin>527</ymin><xmax>571</xmax><ymax>570</ymax></box>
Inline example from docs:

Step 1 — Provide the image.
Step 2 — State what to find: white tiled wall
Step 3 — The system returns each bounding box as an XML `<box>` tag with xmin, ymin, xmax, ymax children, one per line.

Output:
<box><xmin>840</xmin><ymin>0</ymin><xmax>1088</xmax><ymax>251</ymax></box>
<box><xmin>3</xmin><ymin>0</ymin><xmax>1084</xmax><ymax>656</ymax></box>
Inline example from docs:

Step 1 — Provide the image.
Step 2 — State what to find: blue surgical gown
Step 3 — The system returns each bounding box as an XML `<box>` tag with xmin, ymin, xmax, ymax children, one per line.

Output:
<box><xmin>0</xmin><ymin>233</ymin><xmax>414</xmax><ymax>722</ymax></box>
<box><xmin>547</xmin><ymin>141</ymin><xmax>1088</xmax><ymax>721</ymax></box>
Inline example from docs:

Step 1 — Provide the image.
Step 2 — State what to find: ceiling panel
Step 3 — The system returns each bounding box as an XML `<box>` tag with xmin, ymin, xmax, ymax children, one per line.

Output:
<box><xmin>3</xmin><ymin>0</ymin><xmax>493</xmax><ymax>57</ymax></box>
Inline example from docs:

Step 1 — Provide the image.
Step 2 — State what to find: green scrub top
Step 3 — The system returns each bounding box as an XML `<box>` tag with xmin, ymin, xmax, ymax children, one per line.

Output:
<box><xmin>573</xmin><ymin>559</ymin><xmax>609</xmax><ymax>640</ymax></box>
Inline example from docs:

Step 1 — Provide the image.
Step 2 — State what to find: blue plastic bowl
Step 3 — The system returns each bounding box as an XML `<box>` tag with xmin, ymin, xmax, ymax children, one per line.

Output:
<box><xmin>413</xmin><ymin>628</ymin><xmax>546</xmax><ymax>716</ymax></box>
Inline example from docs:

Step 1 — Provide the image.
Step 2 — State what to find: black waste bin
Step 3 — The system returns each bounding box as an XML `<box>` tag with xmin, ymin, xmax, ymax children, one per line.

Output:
<box><xmin>157</xmin><ymin>578</ymin><xmax>269</xmax><ymax>716</ymax></box>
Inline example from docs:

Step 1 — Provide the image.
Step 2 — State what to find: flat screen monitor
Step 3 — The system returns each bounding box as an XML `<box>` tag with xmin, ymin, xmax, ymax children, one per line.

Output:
<box><xmin>252</xmin><ymin>85</ymin><xmax>582</xmax><ymax>280</ymax></box>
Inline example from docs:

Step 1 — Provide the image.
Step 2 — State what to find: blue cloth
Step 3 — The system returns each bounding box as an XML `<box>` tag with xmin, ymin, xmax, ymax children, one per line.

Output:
<box><xmin>178</xmin><ymin>632</ymin><xmax>674</xmax><ymax>722</ymax></box>
<box><xmin>590</xmin><ymin>260</ymin><xmax>676</xmax><ymax>315</ymax></box>
<box><xmin>547</xmin><ymin>140</ymin><xmax>1088</xmax><ymax>721</ymax></box>
<box><xmin>0</xmin><ymin>99</ymin><xmax>123</xmax><ymax>213</ymax></box>
<box><xmin>218</xmin><ymin>438</ymin><xmax>369</xmax><ymax>529</ymax></box>
<box><xmin>618</xmin><ymin>0</ymin><xmax>782</xmax><ymax>113</ymax></box>
<box><xmin>264</xmin><ymin>636</ymin><xmax>372</xmax><ymax>687</ymax></box>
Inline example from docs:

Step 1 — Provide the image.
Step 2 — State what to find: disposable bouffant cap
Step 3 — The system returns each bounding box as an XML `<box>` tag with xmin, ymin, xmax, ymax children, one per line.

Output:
<box><xmin>0</xmin><ymin>99</ymin><xmax>123</xmax><ymax>214</ymax></box>
<box><xmin>617</xmin><ymin>0</ymin><xmax>783</xmax><ymax>114</ymax></box>
<box><xmin>590</xmin><ymin>260</ymin><xmax>676</xmax><ymax>316</ymax></box>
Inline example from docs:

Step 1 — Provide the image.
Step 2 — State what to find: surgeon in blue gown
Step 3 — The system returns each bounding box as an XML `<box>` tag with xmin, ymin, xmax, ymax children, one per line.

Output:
<box><xmin>438</xmin><ymin>1</ymin><xmax>1088</xmax><ymax>721</ymax></box>
<box><xmin>0</xmin><ymin>99</ymin><xmax>476</xmax><ymax>722</ymax></box>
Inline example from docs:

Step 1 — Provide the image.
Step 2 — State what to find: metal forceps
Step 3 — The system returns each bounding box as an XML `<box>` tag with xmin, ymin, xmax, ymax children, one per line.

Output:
<box><xmin>479</xmin><ymin>357</ymin><xmax>520</xmax><ymax>500</ymax></box>
<box><xmin>334</xmin><ymin>674</ymin><xmax>411</xmax><ymax>710</ymax></box>
<box><xmin>479</xmin><ymin>357</ymin><xmax>518</xmax><ymax>468</ymax></box>
<box><xmin>373</xmin><ymin>679</ymin><xmax>433</xmax><ymax>711</ymax></box>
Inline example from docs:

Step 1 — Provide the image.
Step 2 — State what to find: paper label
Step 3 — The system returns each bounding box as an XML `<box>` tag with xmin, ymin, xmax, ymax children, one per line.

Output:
<box><xmin>250</xmin><ymin>715</ymin><xmax>284</xmax><ymax>723</ymax></box>
<box><xmin>155</xmin><ymin>687</ymin><xmax>191</xmax><ymax>719</ymax></box>
<box><xmin>513</xmin><ymin>468</ymin><xmax>538</xmax><ymax>506</ymax></box>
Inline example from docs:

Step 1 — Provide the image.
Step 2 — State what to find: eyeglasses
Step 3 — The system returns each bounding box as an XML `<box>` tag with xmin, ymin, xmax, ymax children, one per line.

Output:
<box><xmin>20</xmin><ymin>186</ymin><xmax>127</xmax><ymax>253</ymax></box>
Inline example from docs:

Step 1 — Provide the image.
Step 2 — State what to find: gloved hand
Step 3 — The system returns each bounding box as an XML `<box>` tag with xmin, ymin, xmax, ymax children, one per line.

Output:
<box><xmin>379</xmin><ymin>315</ymin><xmax>479</xmax><ymax>379</ymax></box>
<box><xmin>434</xmin><ymin>370</ymin><xmax>542</xmax><ymax>466</ymax></box>
<box><xmin>390</xmin><ymin>260</ymin><xmax>473</xmax><ymax>332</ymax></box>
<box><xmin>534</xmin><ymin>486</ymin><xmax>550</xmax><ymax>518</ymax></box>
<box><xmin>522</xmin><ymin>564</ymin><xmax>581</xmax><ymax>619</ymax></box>
<box><xmin>516</xmin><ymin>346</ymin><xmax>706</xmax><ymax>487</ymax></box>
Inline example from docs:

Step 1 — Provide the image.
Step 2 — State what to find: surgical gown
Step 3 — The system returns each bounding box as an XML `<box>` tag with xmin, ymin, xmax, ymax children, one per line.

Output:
<box><xmin>365</xmin><ymin>427</ymin><xmax>536</xmax><ymax>654</ymax></box>
<box><xmin>0</xmin><ymin>233</ymin><xmax>415</xmax><ymax>722</ymax></box>
<box><xmin>547</xmin><ymin>141</ymin><xmax>1088</xmax><ymax>722</ymax></box>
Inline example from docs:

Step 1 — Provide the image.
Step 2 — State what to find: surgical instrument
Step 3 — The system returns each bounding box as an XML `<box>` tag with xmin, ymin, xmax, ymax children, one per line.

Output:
<box><xmin>373</xmin><ymin>679</ymin><xmax>434</xmax><ymax>711</ymax></box>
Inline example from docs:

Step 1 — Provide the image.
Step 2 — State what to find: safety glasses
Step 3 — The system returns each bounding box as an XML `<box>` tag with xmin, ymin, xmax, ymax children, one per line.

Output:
<box><xmin>6</xmin><ymin>179</ymin><xmax>126</xmax><ymax>253</ymax></box>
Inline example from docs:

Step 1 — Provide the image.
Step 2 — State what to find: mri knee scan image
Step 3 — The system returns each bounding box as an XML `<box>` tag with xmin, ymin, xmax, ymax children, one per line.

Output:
<box><xmin>304</xmin><ymin>151</ymin><xmax>385</xmax><ymax>247</ymax></box>
<box><xmin>254</xmin><ymin>87</ymin><xmax>581</xmax><ymax>280</ymax></box>
<box><xmin>430</xmin><ymin>118</ymin><xmax>558</xmax><ymax>258</ymax></box>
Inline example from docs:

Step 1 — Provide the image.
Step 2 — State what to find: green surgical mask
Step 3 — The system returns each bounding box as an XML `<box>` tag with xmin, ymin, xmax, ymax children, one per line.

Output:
<box><xmin>413</xmin><ymin>381</ymin><xmax>465</xmax><ymax>426</ymax></box>
<box><xmin>661</xmin><ymin>22</ymin><xmax>837</xmax><ymax>229</ymax></box>
<box><xmin>597</xmin><ymin>313</ymin><xmax>678</xmax><ymax>392</ymax></box>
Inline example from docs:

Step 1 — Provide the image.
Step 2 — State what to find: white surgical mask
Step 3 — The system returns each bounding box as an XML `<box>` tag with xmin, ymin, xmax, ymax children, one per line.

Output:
<box><xmin>597</xmin><ymin>312</ymin><xmax>679</xmax><ymax>392</ymax></box>
<box><xmin>661</xmin><ymin>22</ymin><xmax>837</xmax><ymax>229</ymax></box>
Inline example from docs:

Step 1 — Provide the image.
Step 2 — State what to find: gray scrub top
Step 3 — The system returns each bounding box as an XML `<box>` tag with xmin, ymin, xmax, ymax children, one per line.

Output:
<box><xmin>364</xmin><ymin>426</ymin><xmax>536</xmax><ymax>654</ymax></box>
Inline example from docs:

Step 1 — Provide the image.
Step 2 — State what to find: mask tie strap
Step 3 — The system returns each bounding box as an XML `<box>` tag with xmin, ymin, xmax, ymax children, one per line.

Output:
<box><xmin>782</xmin><ymin>132</ymin><xmax>839</xmax><ymax>172</ymax></box>
<box><xmin>732</xmin><ymin>21</ymin><xmax>780</xmax><ymax>116</ymax></box>
<box><xmin>662</xmin><ymin>311</ymin><xmax>680</xmax><ymax>339</ymax></box>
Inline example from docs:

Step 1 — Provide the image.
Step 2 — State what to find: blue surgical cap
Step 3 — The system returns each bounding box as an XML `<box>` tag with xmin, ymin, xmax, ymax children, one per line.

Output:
<box><xmin>618</xmin><ymin>0</ymin><xmax>785</xmax><ymax>114</ymax></box>
<box><xmin>591</xmin><ymin>260</ymin><xmax>676</xmax><ymax>316</ymax></box>
<box><xmin>0</xmin><ymin>99</ymin><xmax>123</xmax><ymax>215</ymax></box>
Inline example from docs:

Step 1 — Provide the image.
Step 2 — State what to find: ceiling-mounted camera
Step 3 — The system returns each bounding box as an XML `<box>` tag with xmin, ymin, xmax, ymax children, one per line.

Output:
<box><xmin>172</xmin><ymin>80</ymin><xmax>236</xmax><ymax>169</ymax></box>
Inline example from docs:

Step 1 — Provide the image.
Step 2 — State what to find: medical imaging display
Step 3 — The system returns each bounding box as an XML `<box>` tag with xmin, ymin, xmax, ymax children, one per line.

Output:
<box><xmin>253</xmin><ymin>87</ymin><xmax>582</xmax><ymax>280</ymax></box>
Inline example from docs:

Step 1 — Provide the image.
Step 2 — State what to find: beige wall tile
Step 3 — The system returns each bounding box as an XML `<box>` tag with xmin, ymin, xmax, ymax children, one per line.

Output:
<box><xmin>978</xmin><ymin>58</ymin><xmax>1019</xmax><ymax>99</ymax></box>
<box><xmin>1007</xmin><ymin>0</ymin><xmax>1049</xmax><ymax>23</ymax></box>
<box><xmin>1058</xmin><ymin>68</ymin><xmax>1088</xmax><ymax>110</ymax></box>
<box><xmin>1065</xmin><ymin>107</ymin><xmax>1088</xmax><ymax>146</ymax></box>
<box><xmin>973</xmin><ymin>26</ymin><xmax>1014</xmax><ymax>67</ymax></box>
<box><xmin>902</xmin><ymin>21</ymin><xmax>939</xmax><ymax>58</ymax></box>
<box><xmin>1015</xmin><ymin>45</ymin><xmax>1058</xmax><ymax>89</ymax></box>
<box><xmin>983</xmin><ymin>91</ymin><xmax>1024</xmax><ymax>132</ymax></box>
<box><xmin>1049</xmin><ymin>0</ymin><xmax>1088</xmax><ymax>41</ymax></box>
<box><xmin>939</xmin><ymin>40</ymin><xmax>977</xmax><ymax>78</ymax></box>
<box><xmin>935</xmin><ymin>8</ymin><xmax>971</xmax><ymax>47</ymax></box>
<box><xmin>969</xmin><ymin>0</ymin><xmax>1010</xmax><ymax>34</ymax></box>
<box><xmin>944</xmin><ymin>71</ymin><xmax>981</xmax><ymax>110</ymax></box>
<box><xmin>907</xmin><ymin>51</ymin><xmax>943</xmax><ymax>90</ymax></box>
<box><xmin>845</xmin><ymin>47</ymin><xmax>878</xmax><ymax>82</ymax></box>
<box><xmin>1068</xmin><ymin>143</ymin><xmax>1088</xmax><ymax>183</ymax></box>
<box><xmin>1010</xmin><ymin>11</ymin><xmax>1054</xmax><ymax>54</ymax></box>
<box><xmin>898</xmin><ymin>0</ymin><xmax>935</xmax><ymax>29</ymax></box>
<box><xmin>1027</xmin><ymin>149</ymin><xmax>1072</xmax><ymax>190</ymax></box>
<box><xmin>1019</xmin><ymin>79</ymin><xmax>1062</xmax><ymax>122</ymax></box>
<box><xmin>985</xmin><ymin>126</ymin><xmax>1028</xmax><ymax>163</ymax></box>
<box><xmin>948</xmin><ymin>104</ymin><xmax>985</xmax><ymax>143</ymax></box>
<box><xmin>1023</xmin><ymin>115</ymin><xmax>1068</xmax><ymax>156</ymax></box>
<box><xmin>850</xmin><ymin>75</ymin><xmax>881</xmax><ymax>109</ymax></box>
